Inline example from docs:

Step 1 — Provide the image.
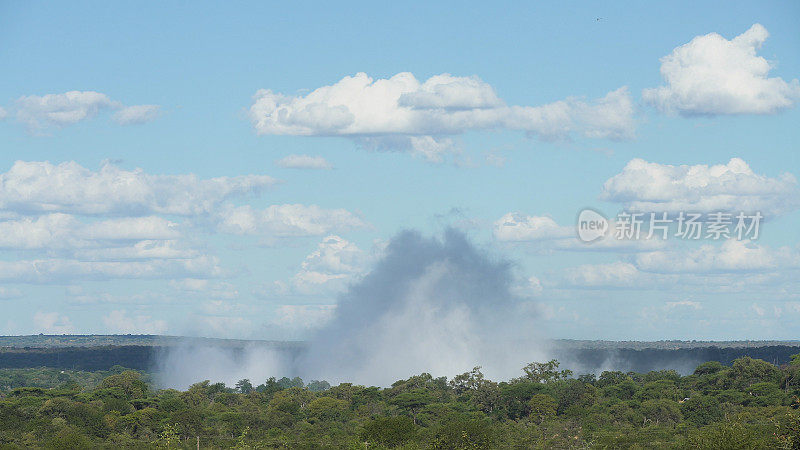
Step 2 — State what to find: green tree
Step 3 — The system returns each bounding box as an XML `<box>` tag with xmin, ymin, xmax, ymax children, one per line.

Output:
<box><xmin>528</xmin><ymin>394</ymin><xmax>556</xmax><ymax>424</ymax></box>
<box><xmin>99</xmin><ymin>370</ymin><xmax>148</xmax><ymax>399</ymax></box>
<box><xmin>431</xmin><ymin>418</ymin><xmax>494</xmax><ymax>450</ymax></box>
<box><xmin>156</xmin><ymin>423</ymin><xmax>180</xmax><ymax>449</ymax></box>
<box><xmin>686</xmin><ymin>422</ymin><xmax>767</xmax><ymax>449</ymax></box>
<box><xmin>361</xmin><ymin>416</ymin><xmax>416</xmax><ymax>447</ymax></box>
<box><xmin>307</xmin><ymin>396</ymin><xmax>348</xmax><ymax>422</ymax></box>
<box><xmin>390</xmin><ymin>389</ymin><xmax>434</xmax><ymax>424</ymax></box>
<box><xmin>519</xmin><ymin>360</ymin><xmax>572</xmax><ymax>384</ymax></box>
<box><xmin>640</xmin><ymin>399</ymin><xmax>682</xmax><ymax>426</ymax></box>
<box><xmin>730</xmin><ymin>357</ymin><xmax>781</xmax><ymax>389</ymax></box>
<box><xmin>235</xmin><ymin>379</ymin><xmax>254</xmax><ymax>394</ymax></box>
<box><xmin>681</xmin><ymin>395</ymin><xmax>724</xmax><ymax>426</ymax></box>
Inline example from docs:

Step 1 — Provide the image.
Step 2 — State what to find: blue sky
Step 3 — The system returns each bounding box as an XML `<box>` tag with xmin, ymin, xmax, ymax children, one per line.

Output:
<box><xmin>0</xmin><ymin>1</ymin><xmax>799</xmax><ymax>340</ymax></box>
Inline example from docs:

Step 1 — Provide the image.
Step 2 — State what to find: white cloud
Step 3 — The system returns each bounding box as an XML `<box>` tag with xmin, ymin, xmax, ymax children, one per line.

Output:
<box><xmin>64</xmin><ymin>288</ymin><xmax>171</xmax><ymax>305</ymax></box>
<box><xmin>14</xmin><ymin>91</ymin><xmax>161</xmax><ymax>131</ymax></box>
<box><xmin>601</xmin><ymin>158</ymin><xmax>799</xmax><ymax>216</ymax></box>
<box><xmin>0</xmin><ymin>214</ymin><xmax>84</xmax><ymax>250</ymax></box>
<box><xmin>217</xmin><ymin>204</ymin><xmax>366</xmax><ymax>237</ymax></box>
<box><xmin>562</xmin><ymin>261</ymin><xmax>643</xmax><ymax>288</ymax></box>
<box><xmin>555</xmin><ymin>239</ymin><xmax>800</xmax><ymax>294</ymax></box>
<box><xmin>16</xmin><ymin>91</ymin><xmax>116</xmax><ymax>129</ymax></box>
<box><xmin>113</xmin><ymin>104</ymin><xmax>160</xmax><ymax>125</ymax></box>
<box><xmin>643</xmin><ymin>24</ymin><xmax>800</xmax><ymax>115</ymax></box>
<box><xmin>249</xmin><ymin>72</ymin><xmax>636</xmax><ymax>161</ymax></box>
<box><xmin>268</xmin><ymin>236</ymin><xmax>368</xmax><ymax>296</ymax></box>
<box><xmin>299</xmin><ymin>235</ymin><xmax>364</xmax><ymax>274</ymax></box>
<box><xmin>510</xmin><ymin>276</ymin><xmax>543</xmax><ymax>298</ymax></box>
<box><xmin>33</xmin><ymin>311</ymin><xmax>74</xmax><ymax>334</ymax></box>
<box><xmin>0</xmin><ymin>256</ymin><xmax>221</xmax><ymax>284</ymax></box>
<box><xmin>0</xmin><ymin>107</ymin><xmax>7</xmax><ymax>120</ymax></box>
<box><xmin>0</xmin><ymin>161</ymin><xmax>368</xmax><ymax>287</ymax></box>
<box><xmin>493</xmin><ymin>213</ymin><xmax>572</xmax><ymax>242</ymax></box>
<box><xmin>103</xmin><ymin>310</ymin><xmax>168</xmax><ymax>334</ymax></box>
<box><xmin>286</xmin><ymin>235</ymin><xmax>365</xmax><ymax>294</ymax></box>
<box><xmin>275</xmin><ymin>154</ymin><xmax>333</xmax><ymax>170</ymax></box>
<box><xmin>493</xmin><ymin>212</ymin><xmax>665</xmax><ymax>252</ymax></box>
<box><xmin>0</xmin><ymin>214</ymin><xmax>181</xmax><ymax>250</ymax></box>
<box><xmin>73</xmin><ymin>240</ymin><xmax>198</xmax><ymax>261</ymax></box>
<box><xmin>0</xmin><ymin>160</ymin><xmax>276</xmax><ymax>216</ymax></box>
<box><xmin>83</xmin><ymin>216</ymin><xmax>180</xmax><ymax>240</ymax></box>
<box><xmin>635</xmin><ymin>239</ymin><xmax>799</xmax><ymax>274</ymax></box>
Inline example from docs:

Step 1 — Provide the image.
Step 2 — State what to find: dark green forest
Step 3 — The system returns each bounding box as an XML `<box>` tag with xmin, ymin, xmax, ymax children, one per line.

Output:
<box><xmin>1</xmin><ymin>355</ymin><xmax>800</xmax><ymax>449</ymax></box>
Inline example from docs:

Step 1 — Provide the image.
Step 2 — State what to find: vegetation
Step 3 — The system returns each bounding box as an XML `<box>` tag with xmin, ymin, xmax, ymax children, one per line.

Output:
<box><xmin>0</xmin><ymin>356</ymin><xmax>799</xmax><ymax>449</ymax></box>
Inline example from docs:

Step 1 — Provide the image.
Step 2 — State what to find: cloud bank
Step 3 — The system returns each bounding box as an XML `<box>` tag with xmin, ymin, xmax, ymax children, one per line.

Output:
<box><xmin>250</xmin><ymin>72</ymin><xmax>635</xmax><ymax>161</ymax></box>
<box><xmin>0</xmin><ymin>161</ymin><xmax>365</xmax><ymax>285</ymax></box>
<box><xmin>601</xmin><ymin>157</ymin><xmax>799</xmax><ymax>216</ymax></box>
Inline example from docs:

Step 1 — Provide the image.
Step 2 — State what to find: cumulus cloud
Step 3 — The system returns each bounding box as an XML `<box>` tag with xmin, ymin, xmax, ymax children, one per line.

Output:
<box><xmin>493</xmin><ymin>212</ymin><xmax>665</xmax><ymax>252</ymax></box>
<box><xmin>275</xmin><ymin>154</ymin><xmax>333</xmax><ymax>170</ymax></box>
<box><xmin>249</xmin><ymin>72</ymin><xmax>636</xmax><ymax>161</ymax></box>
<box><xmin>216</xmin><ymin>204</ymin><xmax>366</xmax><ymax>237</ymax></box>
<box><xmin>103</xmin><ymin>310</ymin><xmax>168</xmax><ymax>334</ymax></box>
<box><xmin>73</xmin><ymin>240</ymin><xmax>199</xmax><ymax>261</ymax></box>
<box><xmin>82</xmin><ymin>216</ymin><xmax>181</xmax><ymax>240</ymax></box>
<box><xmin>289</xmin><ymin>235</ymin><xmax>365</xmax><ymax>294</ymax></box>
<box><xmin>643</xmin><ymin>24</ymin><xmax>800</xmax><ymax>115</ymax></box>
<box><xmin>33</xmin><ymin>311</ymin><xmax>74</xmax><ymax>334</ymax></box>
<box><xmin>601</xmin><ymin>158</ymin><xmax>799</xmax><ymax>216</ymax></box>
<box><xmin>635</xmin><ymin>239</ymin><xmax>799</xmax><ymax>274</ymax></box>
<box><xmin>13</xmin><ymin>91</ymin><xmax>161</xmax><ymax>131</ymax></box>
<box><xmin>112</xmin><ymin>104</ymin><xmax>160</xmax><ymax>125</ymax></box>
<box><xmin>0</xmin><ymin>161</ymin><xmax>367</xmax><ymax>287</ymax></box>
<box><xmin>511</xmin><ymin>275</ymin><xmax>543</xmax><ymax>298</ymax></box>
<box><xmin>562</xmin><ymin>261</ymin><xmax>644</xmax><ymax>288</ymax></box>
<box><xmin>558</xmin><ymin>239</ymin><xmax>799</xmax><ymax>289</ymax></box>
<box><xmin>268</xmin><ymin>235</ymin><xmax>367</xmax><ymax>296</ymax></box>
<box><xmin>0</xmin><ymin>214</ymin><xmax>180</xmax><ymax>250</ymax></box>
<box><xmin>0</xmin><ymin>160</ymin><xmax>277</xmax><ymax>216</ymax></box>
<box><xmin>493</xmin><ymin>213</ymin><xmax>573</xmax><ymax>241</ymax></box>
